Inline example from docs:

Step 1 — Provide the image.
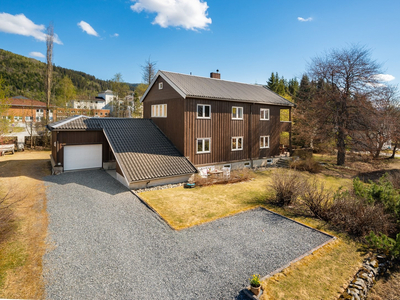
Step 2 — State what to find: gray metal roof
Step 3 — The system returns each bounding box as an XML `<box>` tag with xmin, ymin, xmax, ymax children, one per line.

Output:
<box><xmin>142</xmin><ymin>71</ymin><xmax>294</xmax><ymax>106</ymax></box>
<box><xmin>47</xmin><ymin>117</ymin><xmax>197</xmax><ymax>183</ymax></box>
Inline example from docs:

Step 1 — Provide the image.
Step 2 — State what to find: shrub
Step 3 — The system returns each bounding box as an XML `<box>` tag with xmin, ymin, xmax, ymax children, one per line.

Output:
<box><xmin>269</xmin><ymin>170</ymin><xmax>305</xmax><ymax>206</ymax></box>
<box><xmin>328</xmin><ymin>192</ymin><xmax>396</xmax><ymax>237</ymax></box>
<box><xmin>388</xmin><ymin>171</ymin><xmax>400</xmax><ymax>190</ymax></box>
<box><xmin>193</xmin><ymin>168</ymin><xmax>254</xmax><ymax>187</ymax></box>
<box><xmin>301</xmin><ymin>178</ymin><xmax>332</xmax><ymax>221</ymax></box>
<box><xmin>0</xmin><ymin>192</ymin><xmax>14</xmax><ymax>245</ymax></box>
<box><xmin>353</xmin><ymin>174</ymin><xmax>400</xmax><ymax>219</ymax></box>
<box><xmin>366</xmin><ymin>232</ymin><xmax>400</xmax><ymax>259</ymax></box>
<box><xmin>290</xmin><ymin>157</ymin><xmax>322</xmax><ymax>174</ymax></box>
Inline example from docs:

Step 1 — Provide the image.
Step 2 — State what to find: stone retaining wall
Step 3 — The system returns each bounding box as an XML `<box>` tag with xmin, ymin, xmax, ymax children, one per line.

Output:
<box><xmin>340</xmin><ymin>255</ymin><xmax>392</xmax><ymax>300</ymax></box>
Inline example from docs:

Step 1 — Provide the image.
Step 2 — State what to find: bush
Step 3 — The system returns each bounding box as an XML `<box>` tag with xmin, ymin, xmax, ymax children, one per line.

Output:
<box><xmin>269</xmin><ymin>170</ymin><xmax>305</xmax><ymax>206</ymax></box>
<box><xmin>301</xmin><ymin>178</ymin><xmax>332</xmax><ymax>221</ymax></box>
<box><xmin>290</xmin><ymin>157</ymin><xmax>322</xmax><ymax>174</ymax></box>
<box><xmin>0</xmin><ymin>192</ymin><xmax>14</xmax><ymax>245</ymax></box>
<box><xmin>366</xmin><ymin>232</ymin><xmax>400</xmax><ymax>259</ymax></box>
<box><xmin>193</xmin><ymin>168</ymin><xmax>254</xmax><ymax>187</ymax></box>
<box><xmin>388</xmin><ymin>171</ymin><xmax>400</xmax><ymax>190</ymax></box>
<box><xmin>353</xmin><ymin>174</ymin><xmax>400</xmax><ymax>219</ymax></box>
<box><xmin>328</xmin><ymin>192</ymin><xmax>396</xmax><ymax>237</ymax></box>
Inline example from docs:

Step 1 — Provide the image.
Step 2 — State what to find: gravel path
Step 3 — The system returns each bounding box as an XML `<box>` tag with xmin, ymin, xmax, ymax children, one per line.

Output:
<box><xmin>44</xmin><ymin>170</ymin><xmax>332</xmax><ymax>300</ymax></box>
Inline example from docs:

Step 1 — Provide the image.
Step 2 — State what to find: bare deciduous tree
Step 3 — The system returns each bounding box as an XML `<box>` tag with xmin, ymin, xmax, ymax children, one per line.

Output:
<box><xmin>307</xmin><ymin>45</ymin><xmax>382</xmax><ymax>165</ymax></box>
<box><xmin>351</xmin><ymin>85</ymin><xmax>399</xmax><ymax>158</ymax></box>
<box><xmin>45</xmin><ymin>23</ymin><xmax>54</xmax><ymax>124</ymax></box>
<box><xmin>141</xmin><ymin>57</ymin><xmax>157</xmax><ymax>85</ymax></box>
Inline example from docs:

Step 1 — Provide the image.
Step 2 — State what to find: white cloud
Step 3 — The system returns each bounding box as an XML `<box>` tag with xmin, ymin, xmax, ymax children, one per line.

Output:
<box><xmin>111</xmin><ymin>33</ymin><xmax>119</xmax><ymax>37</ymax></box>
<box><xmin>0</xmin><ymin>12</ymin><xmax>62</xmax><ymax>44</ymax></box>
<box><xmin>298</xmin><ymin>17</ymin><xmax>312</xmax><ymax>22</ymax></box>
<box><xmin>130</xmin><ymin>0</ymin><xmax>212</xmax><ymax>30</ymax></box>
<box><xmin>29</xmin><ymin>51</ymin><xmax>45</xmax><ymax>58</ymax></box>
<box><xmin>372</xmin><ymin>74</ymin><xmax>395</xmax><ymax>82</ymax></box>
<box><xmin>77</xmin><ymin>21</ymin><xmax>99</xmax><ymax>37</ymax></box>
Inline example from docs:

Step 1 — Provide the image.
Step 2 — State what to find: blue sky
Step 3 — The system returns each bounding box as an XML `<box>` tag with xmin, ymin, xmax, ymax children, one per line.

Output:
<box><xmin>0</xmin><ymin>0</ymin><xmax>399</xmax><ymax>87</ymax></box>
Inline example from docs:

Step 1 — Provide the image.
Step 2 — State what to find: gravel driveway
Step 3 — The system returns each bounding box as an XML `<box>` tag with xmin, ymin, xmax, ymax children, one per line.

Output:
<box><xmin>44</xmin><ymin>170</ymin><xmax>332</xmax><ymax>300</ymax></box>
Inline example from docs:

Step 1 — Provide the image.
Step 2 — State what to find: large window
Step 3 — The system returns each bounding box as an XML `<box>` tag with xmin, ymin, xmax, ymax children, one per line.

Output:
<box><xmin>260</xmin><ymin>108</ymin><xmax>270</xmax><ymax>120</ymax></box>
<box><xmin>197</xmin><ymin>104</ymin><xmax>211</xmax><ymax>118</ymax></box>
<box><xmin>231</xmin><ymin>137</ymin><xmax>243</xmax><ymax>151</ymax></box>
<box><xmin>151</xmin><ymin>104</ymin><xmax>167</xmax><ymax>117</ymax></box>
<box><xmin>232</xmin><ymin>106</ymin><xmax>243</xmax><ymax>120</ymax></box>
<box><xmin>260</xmin><ymin>136</ymin><xmax>270</xmax><ymax>148</ymax></box>
<box><xmin>197</xmin><ymin>138</ymin><xmax>211</xmax><ymax>153</ymax></box>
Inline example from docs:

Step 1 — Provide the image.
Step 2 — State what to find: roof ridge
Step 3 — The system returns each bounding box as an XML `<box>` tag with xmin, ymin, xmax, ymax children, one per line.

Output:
<box><xmin>160</xmin><ymin>70</ymin><xmax>262</xmax><ymax>87</ymax></box>
<box><xmin>51</xmin><ymin>115</ymin><xmax>90</xmax><ymax>128</ymax></box>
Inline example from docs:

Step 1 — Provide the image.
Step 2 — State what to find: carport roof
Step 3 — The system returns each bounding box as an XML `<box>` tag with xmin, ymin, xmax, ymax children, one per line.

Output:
<box><xmin>47</xmin><ymin>116</ymin><xmax>197</xmax><ymax>183</ymax></box>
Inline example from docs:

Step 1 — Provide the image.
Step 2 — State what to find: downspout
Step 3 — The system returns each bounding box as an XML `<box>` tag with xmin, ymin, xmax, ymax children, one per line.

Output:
<box><xmin>249</xmin><ymin>103</ymin><xmax>254</xmax><ymax>168</ymax></box>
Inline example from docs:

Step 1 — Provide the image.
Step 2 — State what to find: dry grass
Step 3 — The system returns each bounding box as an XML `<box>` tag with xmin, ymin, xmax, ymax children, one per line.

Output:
<box><xmin>261</xmin><ymin>237</ymin><xmax>364</xmax><ymax>300</ymax></box>
<box><xmin>0</xmin><ymin>150</ymin><xmax>50</xmax><ymax>299</ymax></box>
<box><xmin>140</xmin><ymin>169</ymin><xmax>352</xmax><ymax>230</ymax></box>
<box><xmin>368</xmin><ymin>266</ymin><xmax>400</xmax><ymax>300</ymax></box>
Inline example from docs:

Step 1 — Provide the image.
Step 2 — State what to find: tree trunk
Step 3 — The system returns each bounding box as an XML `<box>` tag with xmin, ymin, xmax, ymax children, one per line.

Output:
<box><xmin>390</xmin><ymin>142</ymin><xmax>398</xmax><ymax>159</ymax></box>
<box><xmin>337</xmin><ymin>127</ymin><xmax>346</xmax><ymax>165</ymax></box>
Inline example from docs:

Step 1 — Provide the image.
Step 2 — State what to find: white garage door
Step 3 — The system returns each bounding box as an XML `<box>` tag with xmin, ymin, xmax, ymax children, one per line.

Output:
<box><xmin>64</xmin><ymin>144</ymin><xmax>102</xmax><ymax>171</ymax></box>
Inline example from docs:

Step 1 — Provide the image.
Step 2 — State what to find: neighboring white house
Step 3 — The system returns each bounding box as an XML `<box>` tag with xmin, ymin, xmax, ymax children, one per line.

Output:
<box><xmin>98</xmin><ymin>90</ymin><xmax>116</xmax><ymax>105</ymax></box>
<box><xmin>70</xmin><ymin>98</ymin><xmax>106</xmax><ymax>110</ymax></box>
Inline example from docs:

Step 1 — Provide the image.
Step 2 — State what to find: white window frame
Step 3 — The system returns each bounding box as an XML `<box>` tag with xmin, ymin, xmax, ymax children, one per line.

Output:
<box><xmin>25</xmin><ymin>116</ymin><xmax>32</xmax><ymax>122</ymax></box>
<box><xmin>159</xmin><ymin>82</ymin><xmax>163</xmax><ymax>89</ymax></box>
<box><xmin>231</xmin><ymin>136</ymin><xmax>243</xmax><ymax>151</ymax></box>
<box><xmin>196</xmin><ymin>138</ymin><xmax>211</xmax><ymax>154</ymax></box>
<box><xmin>260</xmin><ymin>136</ymin><xmax>270</xmax><ymax>149</ymax></box>
<box><xmin>232</xmin><ymin>106</ymin><xmax>243</xmax><ymax>120</ymax></box>
<box><xmin>197</xmin><ymin>104</ymin><xmax>211</xmax><ymax>119</ymax></box>
<box><xmin>260</xmin><ymin>108</ymin><xmax>270</xmax><ymax>120</ymax></box>
<box><xmin>151</xmin><ymin>104</ymin><xmax>167</xmax><ymax>118</ymax></box>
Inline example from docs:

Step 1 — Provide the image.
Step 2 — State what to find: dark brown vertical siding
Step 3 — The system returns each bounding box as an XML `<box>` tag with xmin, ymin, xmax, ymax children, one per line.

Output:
<box><xmin>54</xmin><ymin>131</ymin><xmax>110</xmax><ymax>167</ymax></box>
<box><xmin>251</xmin><ymin>104</ymin><xmax>282</xmax><ymax>158</ymax></box>
<box><xmin>185</xmin><ymin>98</ymin><xmax>251</xmax><ymax>165</ymax></box>
<box><xmin>51</xmin><ymin>131</ymin><xmax>57</xmax><ymax>163</ymax></box>
<box><xmin>143</xmin><ymin>76</ymin><xmax>185</xmax><ymax>154</ymax></box>
<box><xmin>185</xmin><ymin>101</ymin><xmax>290</xmax><ymax>165</ymax></box>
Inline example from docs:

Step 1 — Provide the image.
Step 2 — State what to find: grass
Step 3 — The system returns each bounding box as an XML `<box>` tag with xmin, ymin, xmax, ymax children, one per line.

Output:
<box><xmin>261</xmin><ymin>237</ymin><xmax>363</xmax><ymax>300</ymax></box>
<box><xmin>0</xmin><ymin>150</ymin><xmax>51</xmax><ymax>299</ymax></box>
<box><xmin>140</xmin><ymin>170</ymin><xmax>352</xmax><ymax>230</ymax></box>
<box><xmin>368</xmin><ymin>266</ymin><xmax>400</xmax><ymax>300</ymax></box>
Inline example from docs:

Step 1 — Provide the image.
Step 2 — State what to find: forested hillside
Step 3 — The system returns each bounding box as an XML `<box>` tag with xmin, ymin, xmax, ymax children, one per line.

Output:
<box><xmin>0</xmin><ymin>49</ymin><xmax>136</xmax><ymax>102</ymax></box>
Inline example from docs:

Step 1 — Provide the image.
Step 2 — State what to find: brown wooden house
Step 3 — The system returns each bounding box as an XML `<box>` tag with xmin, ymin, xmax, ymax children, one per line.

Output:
<box><xmin>141</xmin><ymin>71</ymin><xmax>294</xmax><ymax>169</ymax></box>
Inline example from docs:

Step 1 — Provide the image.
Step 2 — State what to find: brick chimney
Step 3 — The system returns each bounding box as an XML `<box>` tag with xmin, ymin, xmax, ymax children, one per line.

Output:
<box><xmin>210</xmin><ymin>70</ymin><xmax>220</xmax><ymax>79</ymax></box>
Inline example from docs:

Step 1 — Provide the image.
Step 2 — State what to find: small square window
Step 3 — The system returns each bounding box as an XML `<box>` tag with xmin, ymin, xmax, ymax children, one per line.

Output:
<box><xmin>159</xmin><ymin>82</ymin><xmax>163</xmax><ymax>90</ymax></box>
<box><xmin>232</xmin><ymin>106</ymin><xmax>243</xmax><ymax>120</ymax></box>
<box><xmin>260</xmin><ymin>108</ymin><xmax>270</xmax><ymax>120</ymax></box>
<box><xmin>231</xmin><ymin>137</ymin><xmax>243</xmax><ymax>151</ymax></box>
<box><xmin>151</xmin><ymin>104</ymin><xmax>167</xmax><ymax>117</ymax></box>
<box><xmin>197</xmin><ymin>104</ymin><xmax>211</xmax><ymax>118</ymax></box>
<box><xmin>197</xmin><ymin>138</ymin><xmax>211</xmax><ymax>154</ymax></box>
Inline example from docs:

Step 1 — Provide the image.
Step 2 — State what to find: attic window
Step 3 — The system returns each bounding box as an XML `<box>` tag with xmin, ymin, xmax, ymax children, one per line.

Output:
<box><xmin>159</xmin><ymin>82</ymin><xmax>163</xmax><ymax>90</ymax></box>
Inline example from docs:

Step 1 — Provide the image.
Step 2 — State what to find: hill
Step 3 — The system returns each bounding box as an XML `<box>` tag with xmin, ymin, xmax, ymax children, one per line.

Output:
<box><xmin>0</xmin><ymin>49</ymin><xmax>138</xmax><ymax>102</ymax></box>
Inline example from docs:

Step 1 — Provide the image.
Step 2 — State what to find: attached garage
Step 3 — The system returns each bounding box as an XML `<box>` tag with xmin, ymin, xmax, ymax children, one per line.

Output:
<box><xmin>47</xmin><ymin>115</ymin><xmax>197</xmax><ymax>190</ymax></box>
<box><xmin>64</xmin><ymin>144</ymin><xmax>102</xmax><ymax>171</ymax></box>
